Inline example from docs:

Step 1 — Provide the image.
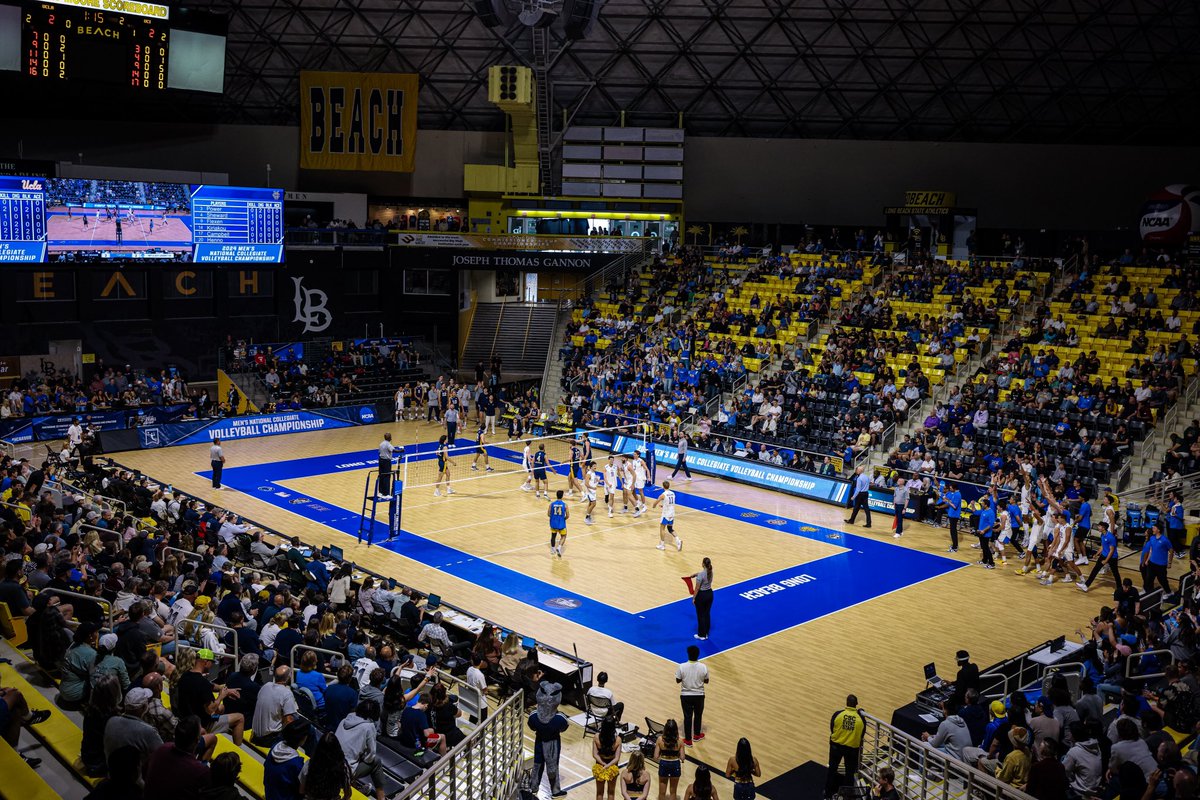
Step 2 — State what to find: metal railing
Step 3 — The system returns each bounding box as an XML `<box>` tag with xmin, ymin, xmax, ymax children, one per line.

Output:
<box><xmin>291</xmin><ymin>643</ymin><xmax>347</xmax><ymax>681</ymax></box>
<box><xmin>396</xmin><ymin>689</ymin><xmax>525</xmax><ymax>800</ymax></box>
<box><xmin>976</xmin><ymin>639</ymin><xmax>1064</xmax><ymax>702</ymax></box>
<box><xmin>858</xmin><ymin>711</ymin><xmax>1037</xmax><ymax>800</ymax></box>
<box><xmin>179</xmin><ymin>617</ymin><xmax>240</xmax><ymax>664</ymax></box>
<box><xmin>39</xmin><ymin>586</ymin><xmax>116</xmax><ymax>630</ymax></box>
<box><xmin>1128</xmin><ymin>648</ymin><xmax>1174</xmax><ymax>681</ymax></box>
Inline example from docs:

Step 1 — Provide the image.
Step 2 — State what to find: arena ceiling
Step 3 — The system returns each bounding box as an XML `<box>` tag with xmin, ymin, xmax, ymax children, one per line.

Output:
<box><xmin>213</xmin><ymin>0</ymin><xmax>1200</xmax><ymax>143</ymax></box>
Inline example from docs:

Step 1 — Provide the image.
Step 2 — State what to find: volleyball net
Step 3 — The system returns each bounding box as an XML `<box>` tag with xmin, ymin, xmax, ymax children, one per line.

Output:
<box><xmin>399</xmin><ymin>422</ymin><xmax>648</xmax><ymax>492</ymax></box>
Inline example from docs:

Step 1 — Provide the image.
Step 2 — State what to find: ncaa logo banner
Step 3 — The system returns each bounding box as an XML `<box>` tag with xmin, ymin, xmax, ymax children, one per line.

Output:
<box><xmin>300</xmin><ymin>71</ymin><xmax>419</xmax><ymax>172</ymax></box>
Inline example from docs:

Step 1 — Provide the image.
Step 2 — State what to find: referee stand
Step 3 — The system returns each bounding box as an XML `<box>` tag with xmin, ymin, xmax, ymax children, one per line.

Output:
<box><xmin>358</xmin><ymin>463</ymin><xmax>403</xmax><ymax>547</ymax></box>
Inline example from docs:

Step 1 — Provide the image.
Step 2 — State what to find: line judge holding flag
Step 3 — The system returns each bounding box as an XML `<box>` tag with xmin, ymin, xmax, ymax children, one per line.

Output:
<box><xmin>210</xmin><ymin>437</ymin><xmax>226</xmax><ymax>489</ymax></box>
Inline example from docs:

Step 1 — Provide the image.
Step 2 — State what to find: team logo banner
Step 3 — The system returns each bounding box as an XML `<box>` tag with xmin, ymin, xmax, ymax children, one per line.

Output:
<box><xmin>300</xmin><ymin>71</ymin><xmax>419</xmax><ymax>173</ymax></box>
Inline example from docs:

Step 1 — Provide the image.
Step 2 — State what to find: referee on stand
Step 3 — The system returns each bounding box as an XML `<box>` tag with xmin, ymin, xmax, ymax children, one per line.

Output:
<box><xmin>378</xmin><ymin>432</ymin><xmax>395</xmax><ymax>496</ymax></box>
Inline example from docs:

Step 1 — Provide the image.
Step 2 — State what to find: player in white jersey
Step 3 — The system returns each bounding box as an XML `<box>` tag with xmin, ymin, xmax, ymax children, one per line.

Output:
<box><xmin>603</xmin><ymin>456</ymin><xmax>619</xmax><ymax>518</ymax></box>
<box><xmin>652</xmin><ymin>480</ymin><xmax>683</xmax><ymax>551</ymax></box>
<box><xmin>1040</xmin><ymin>512</ymin><xmax>1082</xmax><ymax>585</ymax></box>
<box><xmin>632</xmin><ymin>452</ymin><xmax>648</xmax><ymax>517</ymax></box>
<box><xmin>394</xmin><ymin>386</ymin><xmax>406</xmax><ymax>420</ymax></box>
<box><xmin>584</xmin><ymin>462</ymin><xmax>600</xmax><ymax>524</ymax></box>
<box><xmin>521</xmin><ymin>440</ymin><xmax>533</xmax><ymax>492</ymax></box>
<box><xmin>993</xmin><ymin>506</ymin><xmax>1012</xmax><ymax>566</ymax></box>
<box><xmin>1016</xmin><ymin>505</ymin><xmax>1046</xmax><ymax>575</ymax></box>
<box><xmin>619</xmin><ymin>456</ymin><xmax>634</xmax><ymax>513</ymax></box>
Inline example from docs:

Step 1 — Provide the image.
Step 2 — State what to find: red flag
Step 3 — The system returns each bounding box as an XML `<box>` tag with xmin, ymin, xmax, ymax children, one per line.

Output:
<box><xmin>682</xmin><ymin>575</ymin><xmax>695</xmax><ymax>595</ymax></box>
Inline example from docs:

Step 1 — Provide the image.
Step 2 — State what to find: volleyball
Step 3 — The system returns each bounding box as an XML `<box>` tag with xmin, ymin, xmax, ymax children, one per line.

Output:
<box><xmin>1139</xmin><ymin>184</ymin><xmax>1200</xmax><ymax>245</ymax></box>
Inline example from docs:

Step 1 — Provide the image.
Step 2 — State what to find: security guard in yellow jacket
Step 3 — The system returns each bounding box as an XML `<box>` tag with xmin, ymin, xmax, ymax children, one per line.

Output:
<box><xmin>824</xmin><ymin>694</ymin><xmax>866</xmax><ymax>798</ymax></box>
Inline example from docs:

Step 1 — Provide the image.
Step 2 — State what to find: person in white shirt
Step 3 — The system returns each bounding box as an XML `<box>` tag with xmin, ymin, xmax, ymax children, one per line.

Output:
<box><xmin>210</xmin><ymin>437</ymin><xmax>226</xmax><ymax>489</ymax></box>
<box><xmin>652</xmin><ymin>480</ymin><xmax>683</xmax><ymax>551</ymax></box>
<box><xmin>218</xmin><ymin>515</ymin><xmax>250</xmax><ymax>544</ymax></box>
<box><xmin>260</xmin><ymin>608</ymin><xmax>289</xmax><ymax>649</ymax></box>
<box><xmin>603</xmin><ymin>457</ymin><xmax>619</xmax><ymax>519</ymax></box>
<box><xmin>632</xmin><ymin>453</ymin><xmax>649</xmax><ymax>516</ymax></box>
<box><xmin>465</xmin><ymin>654</ymin><xmax>490</xmax><ymax>700</ymax></box>
<box><xmin>521</xmin><ymin>440</ymin><xmax>533</xmax><ymax>492</ymax></box>
<box><xmin>66</xmin><ymin>418</ymin><xmax>83</xmax><ymax>448</ymax></box>
<box><xmin>675</xmin><ymin>645</ymin><xmax>709</xmax><ymax>744</ymax></box>
<box><xmin>584</xmin><ymin>462</ymin><xmax>601</xmax><ymax>525</ymax></box>
<box><xmin>585</xmin><ymin>671</ymin><xmax>625</xmax><ymax>724</ymax></box>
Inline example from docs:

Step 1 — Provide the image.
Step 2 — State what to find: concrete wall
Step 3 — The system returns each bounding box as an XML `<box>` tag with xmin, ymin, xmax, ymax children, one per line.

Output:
<box><xmin>9</xmin><ymin>119</ymin><xmax>505</xmax><ymax>200</ymax></box>
<box><xmin>8</xmin><ymin>117</ymin><xmax>1196</xmax><ymax>228</ymax></box>
<box><xmin>682</xmin><ymin>137</ymin><xmax>1199</xmax><ymax>230</ymax></box>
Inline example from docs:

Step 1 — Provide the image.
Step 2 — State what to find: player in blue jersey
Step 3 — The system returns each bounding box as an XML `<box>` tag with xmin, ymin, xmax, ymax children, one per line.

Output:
<box><xmin>532</xmin><ymin>443</ymin><xmax>550</xmax><ymax>499</ymax></box>
<box><xmin>433</xmin><ymin>434</ymin><xmax>456</xmax><ymax>497</ymax></box>
<box><xmin>548</xmin><ymin>489</ymin><xmax>569</xmax><ymax>558</ymax></box>
<box><xmin>566</xmin><ymin>439</ymin><xmax>584</xmax><ymax>498</ymax></box>
<box><xmin>470</xmin><ymin>426</ymin><xmax>493</xmax><ymax>472</ymax></box>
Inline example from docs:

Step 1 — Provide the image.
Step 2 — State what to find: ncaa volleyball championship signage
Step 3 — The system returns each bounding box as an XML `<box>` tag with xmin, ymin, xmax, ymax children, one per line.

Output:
<box><xmin>610</xmin><ymin>435</ymin><xmax>851</xmax><ymax>505</ymax></box>
<box><xmin>300</xmin><ymin>71</ymin><xmax>419</xmax><ymax>172</ymax></box>
<box><xmin>132</xmin><ymin>406</ymin><xmax>379</xmax><ymax>450</ymax></box>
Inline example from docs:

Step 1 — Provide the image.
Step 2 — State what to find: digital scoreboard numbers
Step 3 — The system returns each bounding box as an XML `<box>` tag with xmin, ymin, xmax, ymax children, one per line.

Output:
<box><xmin>23</xmin><ymin>0</ymin><xmax>170</xmax><ymax>90</ymax></box>
<box><xmin>0</xmin><ymin>176</ymin><xmax>48</xmax><ymax>263</ymax></box>
<box><xmin>190</xmin><ymin>185</ymin><xmax>285</xmax><ymax>264</ymax></box>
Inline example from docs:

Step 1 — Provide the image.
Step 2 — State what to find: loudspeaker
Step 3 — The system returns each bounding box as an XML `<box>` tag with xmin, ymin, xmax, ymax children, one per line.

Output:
<box><xmin>472</xmin><ymin>0</ymin><xmax>510</xmax><ymax>27</ymax></box>
<box><xmin>562</xmin><ymin>0</ymin><xmax>602</xmax><ymax>39</ymax></box>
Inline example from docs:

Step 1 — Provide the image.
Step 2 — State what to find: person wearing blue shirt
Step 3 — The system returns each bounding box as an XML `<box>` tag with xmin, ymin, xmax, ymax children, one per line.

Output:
<box><xmin>1140</xmin><ymin>524</ymin><xmax>1173</xmax><ymax>595</ymax></box>
<box><xmin>941</xmin><ymin>484</ymin><xmax>963</xmax><ymax>552</ymax></box>
<box><xmin>1167</xmin><ymin>493</ymin><xmax>1187</xmax><ymax>555</ymax></box>
<box><xmin>1075</xmin><ymin>496</ymin><xmax>1093</xmax><ymax>564</ymax></box>
<box><xmin>548</xmin><ymin>490</ymin><xmax>569</xmax><ymax>558</ymax></box>
<box><xmin>844</xmin><ymin>466</ymin><xmax>873</xmax><ymax>529</ymax></box>
<box><xmin>1005</xmin><ymin>499</ymin><xmax>1025</xmax><ymax>557</ymax></box>
<box><xmin>976</xmin><ymin>502</ymin><xmax>997</xmax><ymax>569</ymax></box>
<box><xmin>1079</xmin><ymin>521</ymin><xmax>1120</xmax><ymax>592</ymax></box>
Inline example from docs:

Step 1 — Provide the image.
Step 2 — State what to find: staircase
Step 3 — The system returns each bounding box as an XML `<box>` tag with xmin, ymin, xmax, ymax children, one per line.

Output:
<box><xmin>461</xmin><ymin>302</ymin><xmax>560</xmax><ymax>378</ymax></box>
<box><xmin>540</xmin><ymin>308</ymin><xmax>577</xmax><ymax>406</ymax></box>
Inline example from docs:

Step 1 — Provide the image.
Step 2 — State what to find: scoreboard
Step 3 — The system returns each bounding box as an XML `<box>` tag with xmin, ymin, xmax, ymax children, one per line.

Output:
<box><xmin>21</xmin><ymin>0</ymin><xmax>170</xmax><ymax>90</ymax></box>
<box><xmin>0</xmin><ymin>176</ymin><xmax>285</xmax><ymax>264</ymax></box>
<box><xmin>191</xmin><ymin>185</ymin><xmax>285</xmax><ymax>264</ymax></box>
<box><xmin>0</xmin><ymin>176</ymin><xmax>47</xmax><ymax>262</ymax></box>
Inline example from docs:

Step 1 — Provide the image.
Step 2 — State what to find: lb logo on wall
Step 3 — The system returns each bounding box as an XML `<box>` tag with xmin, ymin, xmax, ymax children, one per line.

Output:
<box><xmin>292</xmin><ymin>277</ymin><xmax>332</xmax><ymax>333</ymax></box>
<box><xmin>544</xmin><ymin>597</ymin><xmax>583</xmax><ymax>610</ymax></box>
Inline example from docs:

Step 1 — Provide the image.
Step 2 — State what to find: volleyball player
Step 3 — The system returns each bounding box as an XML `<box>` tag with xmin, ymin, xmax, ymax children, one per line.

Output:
<box><xmin>394</xmin><ymin>385</ymin><xmax>406</xmax><ymax>421</ymax></box>
<box><xmin>566</xmin><ymin>438</ymin><xmax>583</xmax><ymax>498</ymax></box>
<box><xmin>632</xmin><ymin>450</ymin><xmax>649</xmax><ymax>517</ymax></box>
<box><xmin>652</xmin><ymin>480</ymin><xmax>683</xmax><ymax>551</ymax></box>
<box><xmin>548</xmin><ymin>489</ymin><xmax>569</xmax><ymax>558</ymax></box>
<box><xmin>433</xmin><ymin>434</ymin><xmax>456</xmax><ymax>497</ymax></box>
<box><xmin>533</xmin><ymin>443</ymin><xmax>550</xmax><ymax>499</ymax></box>
<box><xmin>584</xmin><ymin>461</ymin><xmax>600</xmax><ymax>524</ymax></box>
<box><xmin>993</xmin><ymin>501</ymin><xmax>1012</xmax><ymax>566</ymax></box>
<box><xmin>619</xmin><ymin>455</ymin><xmax>634</xmax><ymax>513</ymax></box>
<box><xmin>603</xmin><ymin>456</ymin><xmax>618</xmax><ymax>518</ymax></box>
<box><xmin>471</xmin><ymin>426</ymin><xmax>493</xmax><ymax>472</ymax></box>
<box><xmin>521</xmin><ymin>438</ymin><xmax>534</xmax><ymax>492</ymax></box>
<box><xmin>1016</xmin><ymin>505</ymin><xmax>1046</xmax><ymax>575</ymax></box>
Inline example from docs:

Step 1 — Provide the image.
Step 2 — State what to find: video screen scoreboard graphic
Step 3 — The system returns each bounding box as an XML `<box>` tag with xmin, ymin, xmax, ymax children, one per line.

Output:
<box><xmin>0</xmin><ymin>176</ymin><xmax>284</xmax><ymax>263</ymax></box>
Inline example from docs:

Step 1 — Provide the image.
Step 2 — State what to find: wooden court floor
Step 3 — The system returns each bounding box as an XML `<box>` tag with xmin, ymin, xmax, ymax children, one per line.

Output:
<box><xmin>116</xmin><ymin>420</ymin><xmax>1164</xmax><ymax>796</ymax></box>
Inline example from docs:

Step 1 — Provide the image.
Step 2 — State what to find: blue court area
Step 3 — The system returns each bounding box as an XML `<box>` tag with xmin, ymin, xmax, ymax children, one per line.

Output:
<box><xmin>200</xmin><ymin>441</ymin><xmax>964</xmax><ymax>661</ymax></box>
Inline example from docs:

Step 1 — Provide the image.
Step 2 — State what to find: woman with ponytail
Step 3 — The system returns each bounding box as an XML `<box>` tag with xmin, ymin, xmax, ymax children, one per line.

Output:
<box><xmin>692</xmin><ymin>557</ymin><xmax>714</xmax><ymax>641</ymax></box>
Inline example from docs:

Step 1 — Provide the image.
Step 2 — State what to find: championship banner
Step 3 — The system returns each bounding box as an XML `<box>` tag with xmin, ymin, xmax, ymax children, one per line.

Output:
<box><xmin>611</xmin><ymin>435</ymin><xmax>851</xmax><ymax>506</ymax></box>
<box><xmin>300</xmin><ymin>71</ymin><xmax>419</xmax><ymax>173</ymax></box>
<box><xmin>394</xmin><ymin>232</ymin><xmax>646</xmax><ymax>253</ymax></box>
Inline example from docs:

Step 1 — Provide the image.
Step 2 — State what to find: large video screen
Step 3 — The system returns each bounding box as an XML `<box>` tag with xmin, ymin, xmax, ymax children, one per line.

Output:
<box><xmin>0</xmin><ymin>176</ymin><xmax>284</xmax><ymax>263</ymax></box>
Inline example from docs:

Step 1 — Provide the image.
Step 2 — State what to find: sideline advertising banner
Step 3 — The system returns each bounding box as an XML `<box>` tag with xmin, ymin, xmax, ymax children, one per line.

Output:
<box><xmin>139</xmin><ymin>408</ymin><xmax>365</xmax><ymax>449</ymax></box>
<box><xmin>610</xmin><ymin>435</ymin><xmax>851</xmax><ymax>506</ymax></box>
<box><xmin>0</xmin><ymin>404</ymin><xmax>192</xmax><ymax>444</ymax></box>
<box><xmin>300</xmin><ymin>71</ymin><xmax>419</xmax><ymax>172</ymax></box>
